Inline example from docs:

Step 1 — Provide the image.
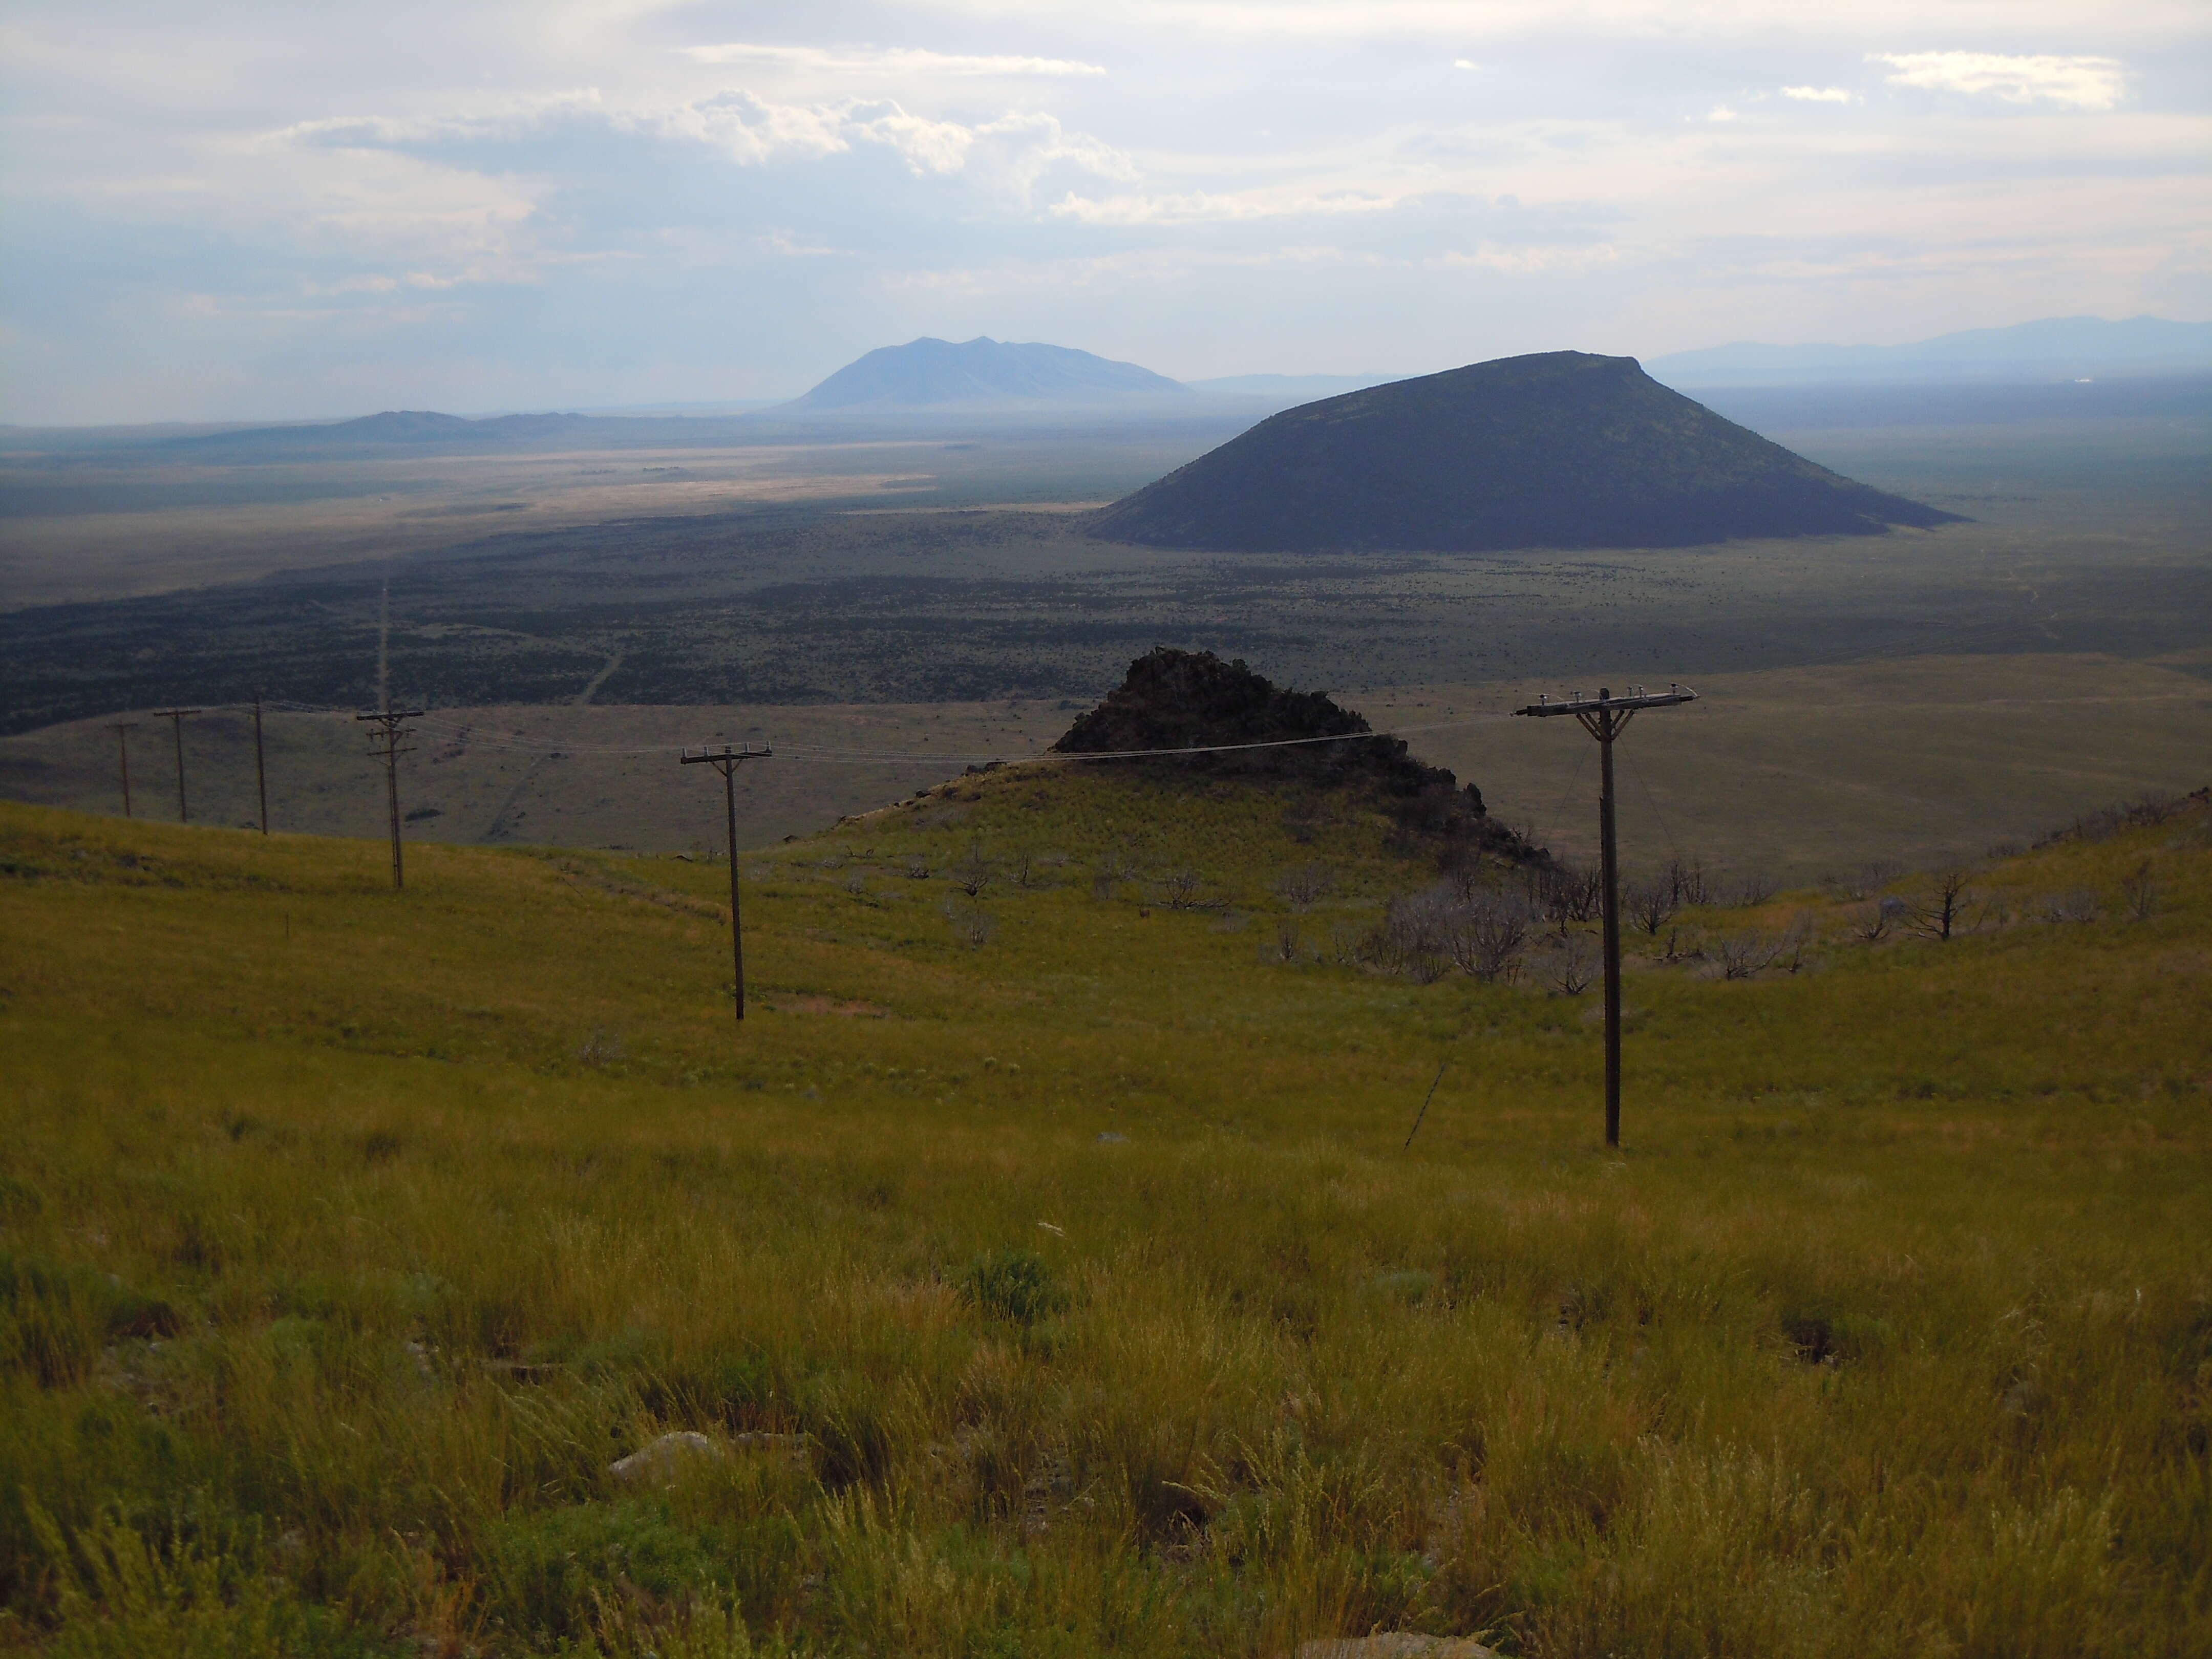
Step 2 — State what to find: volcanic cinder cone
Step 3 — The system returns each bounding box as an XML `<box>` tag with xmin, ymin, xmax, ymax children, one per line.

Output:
<box><xmin>1088</xmin><ymin>350</ymin><xmax>1963</xmax><ymax>553</ymax></box>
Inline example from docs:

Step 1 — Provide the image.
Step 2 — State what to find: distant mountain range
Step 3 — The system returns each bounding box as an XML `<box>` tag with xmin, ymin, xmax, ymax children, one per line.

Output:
<box><xmin>1089</xmin><ymin>351</ymin><xmax>1960</xmax><ymax>554</ymax></box>
<box><xmin>42</xmin><ymin>314</ymin><xmax>2198</xmax><ymax>457</ymax></box>
<box><xmin>1649</xmin><ymin>315</ymin><xmax>2212</xmax><ymax>388</ymax></box>
<box><xmin>785</xmin><ymin>336</ymin><xmax>1189</xmax><ymax>410</ymax></box>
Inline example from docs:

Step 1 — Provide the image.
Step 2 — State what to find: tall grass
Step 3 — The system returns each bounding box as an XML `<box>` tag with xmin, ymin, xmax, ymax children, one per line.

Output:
<box><xmin>0</xmin><ymin>776</ymin><xmax>2207</xmax><ymax>1654</ymax></box>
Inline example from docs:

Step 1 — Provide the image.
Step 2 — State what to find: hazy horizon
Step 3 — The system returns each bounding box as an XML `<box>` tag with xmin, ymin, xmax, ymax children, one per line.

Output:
<box><xmin>5</xmin><ymin>1</ymin><xmax>2207</xmax><ymax>424</ymax></box>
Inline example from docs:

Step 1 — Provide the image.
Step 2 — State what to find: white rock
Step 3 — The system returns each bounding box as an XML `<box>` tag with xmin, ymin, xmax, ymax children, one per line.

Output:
<box><xmin>607</xmin><ymin>1430</ymin><xmax>724</xmax><ymax>1486</ymax></box>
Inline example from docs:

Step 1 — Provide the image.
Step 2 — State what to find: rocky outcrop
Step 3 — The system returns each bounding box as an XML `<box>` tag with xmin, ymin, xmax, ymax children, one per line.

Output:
<box><xmin>1053</xmin><ymin>648</ymin><xmax>1547</xmax><ymax>867</ymax></box>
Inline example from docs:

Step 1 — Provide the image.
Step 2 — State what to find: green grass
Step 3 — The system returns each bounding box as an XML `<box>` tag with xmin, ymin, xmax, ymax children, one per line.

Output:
<box><xmin>0</xmin><ymin>769</ymin><xmax>2207</xmax><ymax>1655</ymax></box>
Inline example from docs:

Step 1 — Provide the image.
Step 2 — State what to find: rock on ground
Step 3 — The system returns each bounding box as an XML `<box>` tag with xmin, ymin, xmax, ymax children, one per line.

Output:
<box><xmin>607</xmin><ymin>1430</ymin><xmax>723</xmax><ymax>1486</ymax></box>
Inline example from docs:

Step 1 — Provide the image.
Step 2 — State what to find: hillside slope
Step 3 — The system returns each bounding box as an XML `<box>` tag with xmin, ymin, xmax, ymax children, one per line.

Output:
<box><xmin>1</xmin><ymin>783</ymin><xmax>2206</xmax><ymax>1655</ymax></box>
<box><xmin>1088</xmin><ymin>350</ymin><xmax>1961</xmax><ymax>552</ymax></box>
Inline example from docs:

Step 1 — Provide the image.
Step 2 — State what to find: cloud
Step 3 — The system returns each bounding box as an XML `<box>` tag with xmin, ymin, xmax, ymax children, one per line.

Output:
<box><xmin>1781</xmin><ymin>86</ymin><xmax>1853</xmax><ymax>103</ymax></box>
<box><xmin>1708</xmin><ymin>106</ymin><xmax>1740</xmax><ymax>122</ymax></box>
<box><xmin>680</xmin><ymin>43</ymin><xmax>1107</xmax><ymax>77</ymax></box>
<box><xmin>1440</xmin><ymin>241</ymin><xmax>1619</xmax><ymax>273</ymax></box>
<box><xmin>760</xmin><ymin>230</ymin><xmax>844</xmax><ymax>257</ymax></box>
<box><xmin>1047</xmin><ymin>185</ymin><xmax>1400</xmax><ymax>226</ymax></box>
<box><xmin>278</xmin><ymin>91</ymin><xmax>1130</xmax><ymax>195</ymax></box>
<box><xmin>1453</xmin><ymin>59</ymin><xmax>1478</xmax><ymax>70</ymax></box>
<box><xmin>1871</xmin><ymin>52</ymin><xmax>2125</xmax><ymax>110</ymax></box>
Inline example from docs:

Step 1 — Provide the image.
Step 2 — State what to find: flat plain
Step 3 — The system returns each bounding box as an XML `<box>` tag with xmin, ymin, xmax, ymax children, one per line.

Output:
<box><xmin>4</xmin><ymin>650</ymin><xmax>2208</xmax><ymax>882</ymax></box>
<box><xmin>4</xmin><ymin>385</ymin><xmax>2208</xmax><ymax>883</ymax></box>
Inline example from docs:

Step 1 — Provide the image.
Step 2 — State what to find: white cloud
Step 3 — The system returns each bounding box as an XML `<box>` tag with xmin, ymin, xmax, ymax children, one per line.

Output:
<box><xmin>1441</xmin><ymin>242</ymin><xmax>1619</xmax><ymax>273</ymax></box>
<box><xmin>1708</xmin><ymin>106</ymin><xmax>1740</xmax><ymax>122</ymax></box>
<box><xmin>279</xmin><ymin>91</ymin><xmax>1130</xmax><ymax>194</ymax></box>
<box><xmin>5</xmin><ymin>0</ymin><xmax>2206</xmax><ymax>420</ymax></box>
<box><xmin>898</xmin><ymin>1</ymin><xmax>2201</xmax><ymax>41</ymax></box>
<box><xmin>1047</xmin><ymin>184</ymin><xmax>1399</xmax><ymax>225</ymax></box>
<box><xmin>760</xmin><ymin>230</ymin><xmax>844</xmax><ymax>258</ymax></box>
<box><xmin>680</xmin><ymin>43</ymin><xmax>1107</xmax><ymax>77</ymax></box>
<box><xmin>1871</xmin><ymin>52</ymin><xmax>2125</xmax><ymax>110</ymax></box>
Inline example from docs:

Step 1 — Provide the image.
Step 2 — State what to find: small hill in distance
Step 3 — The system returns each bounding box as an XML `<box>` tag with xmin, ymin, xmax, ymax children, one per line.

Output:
<box><xmin>164</xmin><ymin>409</ymin><xmax>607</xmax><ymax>455</ymax></box>
<box><xmin>1087</xmin><ymin>350</ymin><xmax>1962</xmax><ymax>555</ymax></box>
<box><xmin>786</xmin><ymin>336</ymin><xmax>1191</xmax><ymax>411</ymax></box>
<box><xmin>1052</xmin><ymin>646</ymin><xmax>1544</xmax><ymax>865</ymax></box>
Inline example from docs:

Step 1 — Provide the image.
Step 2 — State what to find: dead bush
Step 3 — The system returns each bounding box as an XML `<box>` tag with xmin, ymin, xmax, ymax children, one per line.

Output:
<box><xmin>1272</xmin><ymin>861</ymin><xmax>1337</xmax><ymax>911</ymax></box>
<box><xmin>1158</xmin><ymin>867</ymin><xmax>1207</xmax><ymax>910</ymax></box>
<box><xmin>1445</xmin><ymin>891</ymin><xmax>1535</xmax><ymax>983</ymax></box>
<box><xmin>2119</xmin><ymin>861</ymin><xmax>2158</xmax><ymax>922</ymax></box>
<box><xmin>2038</xmin><ymin>889</ymin><xmax>2102</xmax><ymax>925</ymax></box>
<box><xmin>943</xmin><ymin>899</ymin><xmax>997</xmax><ymax>948</ymax></box>
<box><xmin>1730</xmin><ymin>869</ymin><xmax>1779</xmax><ymax>907</ymax></box>
<box><xmin>1908</xmin><ymin>869</ymin><xmax>1974</xmax><ymax>941</ymax></box>
<box><xmin>1627</xmin><ymin>881</ymin><xmax>1678</xmax><ymax>935</ymax></box>
<box><xmin>1536</xmin><ymin>931</ymin><xmax>1599</xmax><ymax>995</ymax></box>
<box><xmin>1665</xmin><ymin>855</ymin><xmax>1711</xmax><ymax>908</ymax></box>
<box><xmin>949</xmin><ymin>841</ymin><xmax>996</xmax><ymax>898</ymax></box>
<box><xmin>1528</xmin><ymin>862</ymin><xmax>1602</xmax><ymax>924</ymax></box>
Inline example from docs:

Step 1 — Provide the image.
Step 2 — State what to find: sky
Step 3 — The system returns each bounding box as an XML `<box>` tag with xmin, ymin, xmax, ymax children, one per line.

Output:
<box><xmin>3</xmin><ymin>1</ymin><xmax>2206</xmax><ymax>423</ymax></box>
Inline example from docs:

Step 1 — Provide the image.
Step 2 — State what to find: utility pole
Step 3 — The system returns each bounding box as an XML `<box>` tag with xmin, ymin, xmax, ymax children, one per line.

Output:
<box><xmin>150</xmin><ymin>708</ymin><xmax>202</xmax><ymax>823</ymax></box>
<box><xmin>356</xmin><ymin>705</ymin><xmax>427</xmax><ymax>889</ymax></box>
<box><xmin>679</xmin><ymin>744</ymin><xmax>773</xmax><ymax>1022</ymax></box>
<box><xmin>249</xmin><ymin>692</ymin><xmax>269</xmax><ymax>835</ymax></box>
<box><xmin>106</xmin><ymin>721</ymin><xmax>139</xmax><ymax>817</ymax></box>
<box><xmin>1515</xmin><ymin>684</ymin><xmax>1697</xmax><ymax>1147</ymax></box>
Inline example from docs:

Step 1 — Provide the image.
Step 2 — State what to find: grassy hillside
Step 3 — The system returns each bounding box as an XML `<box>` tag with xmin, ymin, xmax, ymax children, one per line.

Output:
<box><xmin>1</xmin><ymin>767</ymin><xmax>2207</xmax><ymax>1656</ymax></box>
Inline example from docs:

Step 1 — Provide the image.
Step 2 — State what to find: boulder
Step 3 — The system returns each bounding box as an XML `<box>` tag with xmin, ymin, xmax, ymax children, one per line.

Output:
<box><xmin>607</xmin><ymin>1430</ymin><xmax>723</xmax><ymax>1486</ymax></box>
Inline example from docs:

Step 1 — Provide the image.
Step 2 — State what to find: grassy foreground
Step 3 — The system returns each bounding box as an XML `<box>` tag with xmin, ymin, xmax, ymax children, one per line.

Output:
<box><xmin>0</xmin><ymin>769</ymin><xmax>2207</xmax><ymax>1656</ymax></box>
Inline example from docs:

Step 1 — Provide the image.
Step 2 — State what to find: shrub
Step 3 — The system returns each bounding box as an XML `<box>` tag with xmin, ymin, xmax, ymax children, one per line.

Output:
<box><xmin>1272</xmin><ymin>862</ymin><xmax>1336</xmax><ymax>911</ymax></box>
<box><xmin>961</xmin><ymin>1250</ymin><xmax>1067</xmax><ymax>1327</ymax></box>
<box><xmin>943</xmin><ymin>900</ymin><xmax>997</xmax><ymax>948</ymax></box>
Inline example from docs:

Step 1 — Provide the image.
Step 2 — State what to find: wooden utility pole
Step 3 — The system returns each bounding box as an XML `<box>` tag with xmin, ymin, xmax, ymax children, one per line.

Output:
<box><xmin>104</xmin><ymin>721</ymin><xmax>139</xmax><ymax>818</ymax></box>
<box><xmin>106</xmin><ymin>721</ymin><xmax>139</xmax><ymax>817</ymax></box>
<box><xmin>679</xmin><ymin>744</ymin><xmax>773</xmax><ymax>1022</ymax></box>
<box><xmin>150</xmin><ymin>708</ymin><xmax>202</xmax><ymax>823</ymax></box>
<box><xmin>250</xmin><ymin>692</ymin><xmax>269</xmax><ymax>835</ymax></box>
<box><xmin>1515</xmin><ymin>684</ymin><xmax>1697</xmax><ymax>1147</ymax></box>
<box><xmin>356</xmin><ymin>705</ymin><xmax>427</xmax><ymax>889</ymax></box>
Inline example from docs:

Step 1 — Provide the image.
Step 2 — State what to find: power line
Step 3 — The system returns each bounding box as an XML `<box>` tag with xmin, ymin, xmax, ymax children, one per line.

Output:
<box><xmin>1622</xmin><ymin>741</ymin><xmax>1685</xmax><ymax>867</ymax></box>
<box><xmin>390</xmin><ymin>709</ymin><xmax>1522</xmax><ymax>767</ymax></box>
<box><xmin>188</xmin><ymin>694</ymin><xmax>1528</xmax><ymax>767</ymax></box>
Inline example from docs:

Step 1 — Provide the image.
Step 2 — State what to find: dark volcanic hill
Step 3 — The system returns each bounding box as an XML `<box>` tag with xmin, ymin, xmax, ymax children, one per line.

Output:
<box><xmin>1087</xmin><ymin>350</ymin><xmax>1962</xmax><ymax>552</ymax></box>
<box><xmin>1054</xmin><ymin>647</ymin><xmax>1545</xmax><ymax>865</ymax></box>
<box><xmin>789</xmin><ymin>336</ymin><xmax>1190</xmax><ymax>410</ymax></box>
